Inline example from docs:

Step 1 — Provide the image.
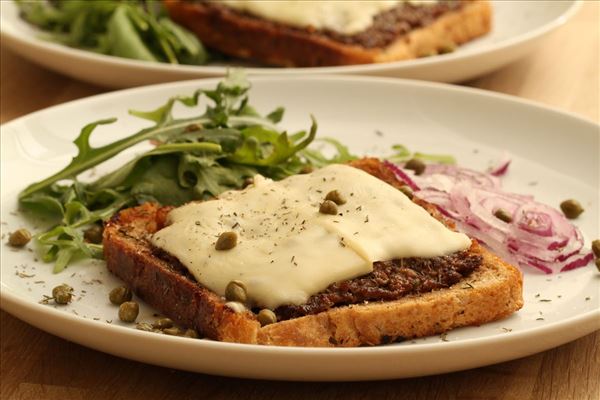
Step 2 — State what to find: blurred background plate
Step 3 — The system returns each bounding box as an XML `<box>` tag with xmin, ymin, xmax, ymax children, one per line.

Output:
<box><xmin>0</xmin><ymin>1</ymin><xmax>580</xmax><ymax>88</ymax></box>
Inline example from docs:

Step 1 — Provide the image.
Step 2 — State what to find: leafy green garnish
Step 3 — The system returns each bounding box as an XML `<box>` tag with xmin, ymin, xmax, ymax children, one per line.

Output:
<box><xmin>387</xmin><ymin>144</ymin><xmax>456</xmax><ymax>164</ymax></box>
<box><xmin>19</xmin><ymin>71</ymin><xmax>355</xmax><ymax>272</ymax></box>
<box><xmin>14</xmin><ymin>0</ymin><xmax>209</xmax><ymax>65</ymax></box>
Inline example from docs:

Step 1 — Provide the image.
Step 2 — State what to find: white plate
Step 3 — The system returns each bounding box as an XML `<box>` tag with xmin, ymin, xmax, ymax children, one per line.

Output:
<box><xmin>1</xmin><ymin>76</ymin><xmax>599</xmax><ymax>381</ymax></box>
<box><xmin>0</xmin><ymin>1</ymin><xmax>580</xmax><ymax>88</ymax></box>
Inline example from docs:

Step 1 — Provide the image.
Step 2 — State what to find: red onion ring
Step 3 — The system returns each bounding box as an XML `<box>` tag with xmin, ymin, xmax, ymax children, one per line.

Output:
<box><xmin>385</xmin><ymin>161</ymin><xmax>592</xmax><ymax>274</ymax></box>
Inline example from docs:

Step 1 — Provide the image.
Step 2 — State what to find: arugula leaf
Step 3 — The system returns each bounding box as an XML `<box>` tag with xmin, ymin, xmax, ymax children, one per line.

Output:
<box><xmin>14</xmin><ymin>0</ymin><xmax>210</xmax><ymax>65</ymax></box>
<box><xmin>228</xmin><ymin>117</ymin><xmax>317</xmax><ymax>166</ymax></box>
<box><xmin>300</xmin><ymin>137</ymin><xmax>357</xmax><ymax>167</ymax></box>
<box><xmin>387</xmin><ymin>144</ymin><xmax>456</xmax><ymax>164</ymax></box>
<box><xmin>18</xmin><ymin>71</ymin><xmax>355</xmax><ymax>272</ymax></box>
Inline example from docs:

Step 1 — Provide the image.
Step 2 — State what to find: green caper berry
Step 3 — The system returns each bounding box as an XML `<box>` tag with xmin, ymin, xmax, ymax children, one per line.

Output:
<box><xmin>404</xmin><ymin>159</ymin><xmax>426</xmax><ymax>176</ymax></box>
<box><xmin>184</xmin><ymin>123</ymin><xmax>202</xmax><ymax>132</ymax></box>
<box><xmin>215</xmin><ymin>231</ymin><xmax>237</xmax><ymax>251</ymax></box>
<box><xmin>163</xmin><ymin>327</ymin><xmax>182</xmax><ymax>336</ymax></box>
<box><xmin>439</xmin><ymin>42</ymin><xmax>456</xmax><ymax>54</ymax></box>
<box><xmin>595</xmin><ymin>258</ymin><xmax>600</xmax><ymax>272</ymax></box>
<box><xmin>319</xmin><ymin>200</ymin><xmax>338</xmax><ymax>215</ymax></box>
<box><xmin>83</xmin><ymin>224</ymin><xmax>103</xmax><ymax>244</ymax></box>
<box><xmin>52</xmin><ymin>284</ymin><xmax>73</xmax><ymax>305</ymax></box>
<box><xmin>118</xmin><ymin>301</ymin><xmax>139</xmax><ymax>323</ymax></box>
<box><xmin>300</xmin><ymin>165</ymin><xmax>314</xmax><ymax>174</ymax></box>
<box><xmin>242</xmin><ymin>177</ymin><xmax>254</xmax><ymax>188</ymax></box>
<box><xmin>183</xmin><ymin>329</ymin><xmax>199</xmax><ymax>338</ymax></box>
<box><xmin>109</xmin><ymin>286</ymin><xmax>132</xmax><ymax>305</ymax></box>
<box><xmin>494</xmin><ymin>209</ymin><xmax>513</xmax><ymax>223</ymax></box>
<box><xmin>560</xmin><ymin>199</ymin><xmax>584</xmax><ymax>219</ymax></box>
<box><xmin>152</xmin><ymin>318</ymin><xmax>174</xmax><ymax>330</ymax></box>
<box><xmin>399</xmin><ymin>186</ymin><xmax>413</xmax><ymax>199</ymax></box>
<box><xmin>325</xmin><ymin>190</ymin><xmax>346</xmax><ymax>205</ymax></box>
<box><xmin>225</xmin><ymin>280</ymin><xmax>247</xmax><ymax>303</ymax></box>
<box><xmin>8</xmin><ymin>228</ymin><xmax>31</xmax><ymax>247</ymax></box>
<box><xmin>591</xmin><ymin>240</ymin><xmax>600</xmax><ymax>258</ymax></box>
<box><xmin>257</xmin><ymin>309</ymin><xmax>277</xmax><ymax>326</ymax></box>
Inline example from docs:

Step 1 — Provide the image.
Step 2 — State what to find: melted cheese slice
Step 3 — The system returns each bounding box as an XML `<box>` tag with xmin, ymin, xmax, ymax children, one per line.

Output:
<box><xmin>220</xmin><ymin>1</ymin><xmax>437</xmax><ymax>35</ymax></box>
<box><xmin>151</xmin><ymin>164</ymin><xmax>471</xmax><ymax>309</ymax></box>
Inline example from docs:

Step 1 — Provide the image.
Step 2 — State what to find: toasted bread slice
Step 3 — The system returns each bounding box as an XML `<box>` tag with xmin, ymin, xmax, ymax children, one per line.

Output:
<box><xmin>164</xmin><ymin>0</ymin><xmax>492</xmax><ymax>67</ymax></box>
<box><xmin>103</xmin><ymin>159</ymin><xmax>523</xmax><ymax>347</ymax></box>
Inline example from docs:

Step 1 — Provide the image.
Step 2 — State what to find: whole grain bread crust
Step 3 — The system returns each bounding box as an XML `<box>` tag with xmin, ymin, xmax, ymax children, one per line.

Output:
<box><xmin>103</xmin><ymin>158</ymin><xmax>523</xmax><ymax>347</ymax></box>
<box><xmin>164</xmin><ymin>0</ymin><xmax>492</xmax><ymax>67</ymax></box>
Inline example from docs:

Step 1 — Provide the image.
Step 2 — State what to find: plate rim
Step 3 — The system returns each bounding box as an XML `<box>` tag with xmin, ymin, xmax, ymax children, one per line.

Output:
<box><xmin>0</xmin><ymin>0</ymin><xmax>582</xmax><ymax>76</ymax></box>
<box><xmin>2</xmin><ymin>281</ymin><xmax>599</xmax><ymax>357</ymax></box>
<box><xmin>1</xmin><ymin>74</ymin><xmax>598</xmax><ymax>129</ymax></box>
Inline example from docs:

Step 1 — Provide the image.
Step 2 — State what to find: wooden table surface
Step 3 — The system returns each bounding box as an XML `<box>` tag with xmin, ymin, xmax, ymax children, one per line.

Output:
<box><xmin>1</xmin><ymin>2</ymin><xmax>599</xmax><ymax>399</ymax></box>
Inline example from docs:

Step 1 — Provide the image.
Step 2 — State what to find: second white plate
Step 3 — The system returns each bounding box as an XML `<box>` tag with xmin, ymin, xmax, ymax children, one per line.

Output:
<box><xmin>0</xmin><ymin>1</ymin><xmax>580</xmax><ymax>87</ymax></box>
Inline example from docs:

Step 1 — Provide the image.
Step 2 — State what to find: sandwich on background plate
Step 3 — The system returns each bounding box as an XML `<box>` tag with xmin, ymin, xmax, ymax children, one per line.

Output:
<box><xmin>164</xmin><ymin>0</ymin><xmax>492</xmax><ymax>67</ymax></box>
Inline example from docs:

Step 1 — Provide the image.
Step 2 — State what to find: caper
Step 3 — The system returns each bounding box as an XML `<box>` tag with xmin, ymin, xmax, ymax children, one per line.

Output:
<box><xmin>163</xmin><ymin>327</ymin><xmax>183</xmax><ymax>336</ymax></box>
<box><xmin>215</xmin><ymin>231</ymin><xmax>237</xmax><ymax>250</ymax></box>
<box><xmin>300</xmin><ymin>165</ymin><xmax>314</xmax><ymax>174</ymax></box>
<box><xmin>439</xmin><ymin>42</ymin><xmax>456</xmax><ymax>54</ymax></box>
<box><xmin>591</xmin><ymin>240</ymin><xmax>600</xmax><ymax>258</ymax></box>
<box><xmin>8</xmin><ymin>228</ymin><xmax>31</xmax><ymax>247</ymax></box>
<box><xmin>152</xmin><ymin>318</ymin><xmax>174</xmax><ymax>330</ymax></box>
<box><xmin>325</xmin><ymin>190</ymin><xmax>346</xmax><ymax>205</ymax></box>
<box><xmin>404</xmin><ymin>158</ymin><xmax>426</xmax><ymax>175</ymax></box>
<box><xmin>225</xmin><ymin>280</ymin><xmax>247</xmax><ymax>303</ymax></box>
<box><xmin>118</xmin><ymin>301</ymin><xmax>139</xmax><ymax>323</ymax></box>
<box><xmin>596</xmin><ymin>258</ymin><xmax>600</xmax><ymax>272</ymax></box>
<box><xmin>319</xmin><ymin>200</ymin><xmax>338</xmax><ymax>215</ymax></box>
<box><xmin>242</xmin><ymin>177</ymin><xmax>254</xmax><ymax>188</ymax></box>
<box><xmin>257</xmin><ymin>309</ymin><xmax>277</xmax><ymax>326</ymax></box>
<box><xmin>109</xmin><ymin>286</ymin><xmax>132</xmax><ymax>305</ymax></box>
<box><xmin>184</xmin><ymin>123</ymin><xmax>202</xmax><ymax>132</ymax></box>
<box><xmin>83</xmin><ymin>224</ymin><xmax>103</xmax><ymax>244</ymax></box>
<box><xmin>560</xmin><ymin>199</ymin><xmax>584</xmax><ymax>219</ymax></box>
<box><xmin>494</xmin><ymin>209</ymin><xmax>513</xmax><ymax>223</ymax></box>
<box><xmin>52</xmin><ymin>284</ymin><xmax>73</xmax><ymax>305</ymax></box>
<box><xmin>399</xmin><ymin>185</ymin><xmax>413</xmax><ymax>199</ymax></box>
<box><xmin>183</xmin><ymin>328</ymin><xmax>199</xmax><ymax>338</ymax></box>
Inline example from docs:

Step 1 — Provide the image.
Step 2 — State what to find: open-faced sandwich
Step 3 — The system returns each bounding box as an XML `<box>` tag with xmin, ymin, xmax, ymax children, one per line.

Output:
<box><xmin>164</xmin><ymin>0</ymin><xmax>492</xmax><ymax>67</ymax></box>
<box><xmin>103</xmin><ymin>158</ymin><xmax>523</xmax><ymax>347</ymax></box>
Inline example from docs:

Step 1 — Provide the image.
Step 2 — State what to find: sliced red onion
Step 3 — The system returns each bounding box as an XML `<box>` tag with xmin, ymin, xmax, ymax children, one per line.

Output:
<box><xmin>489</xmin><ymin>153</ymin><xmax>512</xmax><ymax>176</ymax></box>
<box><xmin>561</xmin><ymin>252</ymin><xmax>594</xmax><ymax>272</ymax></box>
<box><xmin>383</xmin><ymin>160</ymin><xmax>420</xmax><ymax>191</ymax></box>
<box><xmin>384</xmin><ymin>161</ymin><xmax>593</xmax><ymax>274</ymax></box>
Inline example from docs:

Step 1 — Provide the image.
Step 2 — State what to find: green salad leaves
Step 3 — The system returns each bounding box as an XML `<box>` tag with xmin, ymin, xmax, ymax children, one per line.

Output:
<box><xmin>15</xmin><ymin>0</ymin><xmax>208</xmax><ymax>65</ymax></box>
<box><xmin>19</xmin><ymin>71</ymin><xmax>355</xmax><ymax>272</ymax></box>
